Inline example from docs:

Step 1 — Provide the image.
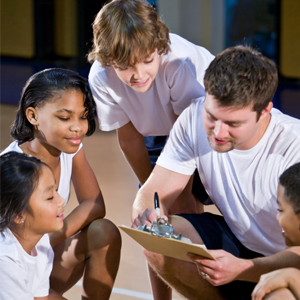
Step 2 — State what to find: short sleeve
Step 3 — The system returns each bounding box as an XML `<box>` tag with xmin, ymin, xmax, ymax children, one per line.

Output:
<box><xmin>168</xmin><ymin>60</ymin><xmax>206</xmax><ymax>115</ymax></box>
<box><xmin>157</xmin><ymin>102</ymin><xmax>197</xmax><ymax>175</ymax></box>
<box><xmin>89</xmin><ymin>70</ymin><xmax>130</xmax><ymax>131</ymax></box>
<box><xmin>0</xmin><ymin>258</ymin><xmax>34</xmax><ymax>300</ymax></box>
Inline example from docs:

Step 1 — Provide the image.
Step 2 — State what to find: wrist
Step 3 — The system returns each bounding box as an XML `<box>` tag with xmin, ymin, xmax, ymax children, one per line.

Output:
<box><xmin>235</xmin><ymin>258</ymin><xmax>255</xmax><ymax>281</ymax></box>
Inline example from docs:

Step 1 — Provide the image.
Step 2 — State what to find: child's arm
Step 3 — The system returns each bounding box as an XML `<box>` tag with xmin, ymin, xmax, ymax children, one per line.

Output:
<box><xmin>50</xmin><ymin>147</ymin><xmax>105</xmax><ymax>246</ymax></box>
<box><xmin>117</xmin><ymin>121</ymin><xmax>153</xmax><ymax>185</ymax></box>
<box><xmin>252</xmin><ymin>268</ymin><xmax>300</xmax><ymax>300</ymax></box>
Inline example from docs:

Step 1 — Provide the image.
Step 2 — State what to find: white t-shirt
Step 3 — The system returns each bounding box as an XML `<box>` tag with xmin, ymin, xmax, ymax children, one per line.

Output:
<box><xmin>0</xmin><ymin>228</ymin><xmax>54</xmax><ymax>299</ymax></box>
<box><xmin>89</xmin><ymin>33</ymin><xmax>214</xmax><ymax>136</ymax></box>
<box><xmin>1</xmin><ymin>141</ymin><xmax>82</xmax><ymax>206</ymax></box>
<box><xmin>157</xmin><ymin>97</ymin><xmax>300</xmax><ymax>256</ymax></box>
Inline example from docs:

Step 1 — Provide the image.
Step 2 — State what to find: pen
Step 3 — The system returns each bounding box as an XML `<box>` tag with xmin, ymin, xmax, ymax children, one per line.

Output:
<box><xmin>154</xmin><ymin>192</ymin><xmax>160</xmax><ymax>217</ymax></box>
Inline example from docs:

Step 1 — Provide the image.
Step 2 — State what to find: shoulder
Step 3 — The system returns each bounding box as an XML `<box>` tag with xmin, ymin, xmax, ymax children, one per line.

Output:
<box><xmin>1</xmin><ymin>141</ymin><xmax>22</xmax><ymax>155</ymax></box>
<box><xmin>271</xmin><ymin>108</ymin><xmax>300</xmax><ymax>137</ymax></box>
<box><xmin>0</xmin><ymin>229</ymin><xmax>22</xmax><ymax>266</ymax></box>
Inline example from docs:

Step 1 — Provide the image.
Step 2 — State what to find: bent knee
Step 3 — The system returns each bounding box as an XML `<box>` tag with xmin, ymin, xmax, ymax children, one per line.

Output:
<box><xmin>85</xmin><ymin>219</ymin><xmax>122</xmax><ymax>249</ymax></box>
<box><xmin>263</xmin><ymin>288</ymin><xmax>296</xmax><ymax>300</ymax></box>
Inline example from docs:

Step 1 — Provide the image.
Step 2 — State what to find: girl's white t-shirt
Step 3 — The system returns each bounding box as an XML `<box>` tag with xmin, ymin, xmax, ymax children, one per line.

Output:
<box><xmin>0</xmin><ymin>228</ymin><xmax>54</xmax><ymax>299</ymax></box>
<box><xmin>89</xmin><ymin>33</ymin><xmax>215</xmax><ymax>136</ymax></box>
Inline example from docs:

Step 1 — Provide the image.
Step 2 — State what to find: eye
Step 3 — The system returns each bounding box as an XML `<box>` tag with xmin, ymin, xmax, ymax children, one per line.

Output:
<box><xmin>144</xmin><ymin>59</ymin><xmax>154</xmax><ymax>64</ymax></box>
<box><xmin>47</xmin><ymin>196</ymin><xmax>54</xmax><ymax>201</ymax></box>
<box><xmin>277</xmin><ymin>208</ymin><xmax>283</xmax><ymax>212</ymax></box>
<box><xmin>58</xmin><ymin>117</ymin><xmax>69</xmax><ymax>121</ymax></box>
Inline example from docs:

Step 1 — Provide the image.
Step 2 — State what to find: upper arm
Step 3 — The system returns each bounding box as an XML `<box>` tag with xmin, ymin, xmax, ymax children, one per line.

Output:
<box><xmin>71</xmin><ymin>148</ymin><xmax>105</xmax><ymax>211</ymax></box>
<box><xmin>117</xmin><ymin>121</ymin><xmax>143</xmax><ymax>143</ymax></box>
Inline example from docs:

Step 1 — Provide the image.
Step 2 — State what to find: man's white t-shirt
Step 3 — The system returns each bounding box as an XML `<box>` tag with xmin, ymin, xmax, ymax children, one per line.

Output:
<box><xmin>1</xmin><ymin>141</ymin><xmax>82</xmax><ymax>206</ymax></box>
<box><xmin>89</xmin><ymin>33</ymin><xmax>214</xmax><ymax>136</ymax></box>
<box><xmin>0</xmin><ymin>228</ymin><xmax>54</xmax><ymax>299</ymax></box>
<box><xmin>157</xmin><ymin>97</ymin><xmax>300</xmax><ymax>256</ymax></box>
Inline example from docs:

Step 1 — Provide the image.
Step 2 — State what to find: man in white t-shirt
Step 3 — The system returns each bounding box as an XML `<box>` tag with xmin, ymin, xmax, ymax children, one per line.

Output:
<box><xmin>132</xmin><ymin>46</ymin><xmax>300</xmax><ymax>300</ymax></box>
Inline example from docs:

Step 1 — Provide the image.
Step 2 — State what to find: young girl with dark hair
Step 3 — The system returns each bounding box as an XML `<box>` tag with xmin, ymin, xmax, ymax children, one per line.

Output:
<box><xmin>0</xmin><ymin>151</ymin><xmax>65</xmax><ymax>299</ymax></box>
<box><xmin>1</xmin><ymin>68</ymin><xmax>121</xmax><ymax>300</ymax></box>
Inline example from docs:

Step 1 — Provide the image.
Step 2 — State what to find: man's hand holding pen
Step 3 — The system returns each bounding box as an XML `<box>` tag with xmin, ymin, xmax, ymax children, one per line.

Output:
<box><xmin>132</xmin><ymin>192</ymin><xmax>168</xmax><ymax>228</ymax></box>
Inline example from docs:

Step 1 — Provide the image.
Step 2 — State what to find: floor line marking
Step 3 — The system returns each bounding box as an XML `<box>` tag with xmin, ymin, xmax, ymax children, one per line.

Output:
<box><xmin>75</xmin><ymin>280</ymin><xmax>179</xmax><ymax>299</ymax></box>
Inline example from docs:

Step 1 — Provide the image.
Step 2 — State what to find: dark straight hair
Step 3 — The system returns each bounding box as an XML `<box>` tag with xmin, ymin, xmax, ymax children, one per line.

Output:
<box><xmin>11</xmin><ymin>68</ymin><xmax>96</xmax><ymax>145</ymax></box>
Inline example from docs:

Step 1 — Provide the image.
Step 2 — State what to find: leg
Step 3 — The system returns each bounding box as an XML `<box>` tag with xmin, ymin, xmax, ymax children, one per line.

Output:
<box><xmin>149</xmin><ymin>176</ymin><xmax>202</xmax><ymax>300</ymax></box>
<box><xmin>50</xmin><ymin>218</ymin><xmax>121</xmax><ymax>300</ymax></box>
<box><xmin>263</xmin><ymin>288</ymin><xmax>296</xmax><ymax>300</ymax></box>
<box><xmin>144</xmin><ymin>215</ymin><xmax>225</xmax><ymax>300</ymax></box>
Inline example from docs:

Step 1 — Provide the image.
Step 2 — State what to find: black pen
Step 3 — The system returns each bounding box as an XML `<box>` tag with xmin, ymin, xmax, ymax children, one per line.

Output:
<box><xmin>154</xmin><ymin>192</ymin><xmax>160</xmax><ymax>217</ymax></box>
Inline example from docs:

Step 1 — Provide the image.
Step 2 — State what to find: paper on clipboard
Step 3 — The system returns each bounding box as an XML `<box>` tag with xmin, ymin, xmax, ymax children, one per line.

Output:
<box><xmin>119</xmin><ymin>225</ymin><xmax>216</xmax><ymax>262</ymax></box>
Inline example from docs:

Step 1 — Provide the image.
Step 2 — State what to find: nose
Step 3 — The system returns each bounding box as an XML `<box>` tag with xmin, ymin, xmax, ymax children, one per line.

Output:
<box><xmin>70</xmin><ymin>120</ymin><xmax>83</xmax><ymax>132</ymax></box>
<box><xmin>213</xmin><ymin>121</ymin><xmax>228</xmax><ymax>139</ymax></box>
<box><xmin>133</xmin><ymin>64</ymin><xmax>144</xmax><ymax>80</ymax></box>
<box><xmin>56</xmin><ymin>192</ymin><xmax>65</xmax><ymax>208</ymax></box>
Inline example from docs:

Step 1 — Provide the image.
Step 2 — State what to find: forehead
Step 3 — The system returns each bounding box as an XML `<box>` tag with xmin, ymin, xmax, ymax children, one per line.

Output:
<box><xmin>42</xmin><ymin>90</ymin><xmax>85</xmax><ymax>110</ymax></box>
<box><xmin>204</xmin><ymin>94</ymin><xmax>256</xmax><ymax>121</ymax></box>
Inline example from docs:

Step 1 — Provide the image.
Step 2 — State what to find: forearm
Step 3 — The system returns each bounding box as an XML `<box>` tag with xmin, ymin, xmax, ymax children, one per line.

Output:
<box><xmin>238</xmin><ymin>247</ymin><xmax>300</xmax><ymax>282</ymax></box>
<box><xmin>50</xmin><ymin>200</ymin><xmax>104</xmax><ymax>246</ymax></box>
<box><xmin>119</xmin><ymin>137</ymin><xmax>153</xmax><ymax>185</ymax></box>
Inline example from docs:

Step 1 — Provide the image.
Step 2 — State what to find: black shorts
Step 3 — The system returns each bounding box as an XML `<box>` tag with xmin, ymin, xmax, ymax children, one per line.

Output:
<box><xmin>177</xmin><ymin>213</ymin><xmax>264</xmax><ymax>300</ymax></box>
<box><xmin>144</xmin><ymin>136</ymin><xmax>212</xmax><ymax>205</ymax></box>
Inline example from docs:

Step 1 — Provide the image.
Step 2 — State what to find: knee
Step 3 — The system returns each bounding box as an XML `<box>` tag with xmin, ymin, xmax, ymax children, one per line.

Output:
<box><xmin>263</xmin><ymin>288</ymin><xmax>296</xmax><ymax>300</ymax></box>
<box><xmin>86</xmin><ymin>219</ymin><xmax>122</xmax><ymax>251</ymax></box>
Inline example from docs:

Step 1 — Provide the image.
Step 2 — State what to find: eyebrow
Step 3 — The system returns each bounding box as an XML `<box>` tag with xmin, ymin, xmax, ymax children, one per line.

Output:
<box><xmin>205</xmin><ymin>107</ymin><xmax>247</xmax><ymax>125</ymax></box>
<box><xmin>56</xmin><ymin>108</ymin><xmax>73</xmax><ymax>113</ymax></box>
<box><xmin>56</xmin><ymin>108</ymin><xmax>86</xmax><ymax>114</ymax></box>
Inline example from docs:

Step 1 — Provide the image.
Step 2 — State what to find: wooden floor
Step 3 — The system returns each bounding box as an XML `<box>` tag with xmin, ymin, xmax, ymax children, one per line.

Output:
<box><xmin>0</xmin><ymin>104</ymin><xmax>219</xmax><ymax>300</ymax></box>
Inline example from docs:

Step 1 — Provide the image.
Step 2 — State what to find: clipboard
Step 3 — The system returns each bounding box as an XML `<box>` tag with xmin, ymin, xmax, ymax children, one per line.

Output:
<box><xmin>119</xmin><ymin>225</ymin><xmax>216</xmax><ymax>262</ymax></box>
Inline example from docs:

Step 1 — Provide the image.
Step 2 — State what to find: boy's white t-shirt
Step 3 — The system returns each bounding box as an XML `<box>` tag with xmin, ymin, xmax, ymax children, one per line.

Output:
<box><xmin>157</xmin><ymin>97</ymin><xmax>300</xmax><ymax>256</ymax></box>
<box><xmin>89</xmin><ymin>33</ymin><xmax>215</xmax><ymax>136</ymax></box>
<box><xmin>1</xmin><ymin>141</ymin><xmax>82</xmax><ymax>206</ymax></box>
<box><xmin>0</xmin><ymin>228</ymin><xmax>54</xmax><ymax>299</ymax></box>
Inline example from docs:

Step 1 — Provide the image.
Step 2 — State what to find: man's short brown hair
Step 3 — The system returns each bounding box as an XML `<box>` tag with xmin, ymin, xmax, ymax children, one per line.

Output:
<box><xmin>204</xmin><ymin>45</ymin><xmax>278</xmax><ymax>119</ymax></box>
<box><xmin>88</xmin><ymin>0</ymin><xmax>170</xmax><ymax>69</ymax></box>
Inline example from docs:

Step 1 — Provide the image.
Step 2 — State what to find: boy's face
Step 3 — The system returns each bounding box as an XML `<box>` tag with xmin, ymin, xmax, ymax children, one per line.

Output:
<box><xmin>202</xmin><ymin>94</ymin><xmax>272</xmax><ymax>152</ymax></box>
<box><xmin>112</xmin><ymin>49</ymin><xmax>160</xmax><ymax>93</ymax></box>
<box><xmin>276</xmin><ymin>184</ymin><xmax>300</xmax><ymax>247</ymax></box>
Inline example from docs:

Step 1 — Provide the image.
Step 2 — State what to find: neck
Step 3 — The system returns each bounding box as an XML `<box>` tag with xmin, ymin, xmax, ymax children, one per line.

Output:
<box><xmin>20</xmin><ymin>139</ymin><xmax>61</xmax><ymax>169</ymax></box>
<box><xmin>10</xmin><ymin>226</ymin><xmax>42</xmax><ymax>255</ymax></box>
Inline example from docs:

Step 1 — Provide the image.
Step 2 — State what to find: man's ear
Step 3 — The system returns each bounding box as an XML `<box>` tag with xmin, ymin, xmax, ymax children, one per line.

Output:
<box><xmin>260</xmin><ymin>102</ymin><xmax>273</xmax><ymax>120</ymax></box>
<box><xmin>26</xmin><ymin>107</ymin><xmax>39</xmax><ymax>126</ymax></box>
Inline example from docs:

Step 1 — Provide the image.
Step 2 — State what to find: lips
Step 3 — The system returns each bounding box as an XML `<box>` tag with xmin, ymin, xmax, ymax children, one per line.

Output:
<box><xmin>66</xmin><ymin>137</ymin><xmax>83</xmax><ymax>145</ymax></box>
<box><xmin>132</xmin><ymin>78</ymin><xmax>150</xmax><ymax>87</ymax></box>
<box><xmin>214</xmin><ymin>137</ymin><xmax>230</xmax><ymax>145</ymax></box>
<box><xmin>56</xmin><ymin>212</ymin><xmax>65</xmax><ymax>220</ymax></box>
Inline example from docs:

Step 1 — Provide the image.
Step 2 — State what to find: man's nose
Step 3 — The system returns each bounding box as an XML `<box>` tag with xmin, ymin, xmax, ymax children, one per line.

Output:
<box><xmin>213</xmin><ymin>121</ymin><xmax>228</xmax><ymax>138</ymax></box>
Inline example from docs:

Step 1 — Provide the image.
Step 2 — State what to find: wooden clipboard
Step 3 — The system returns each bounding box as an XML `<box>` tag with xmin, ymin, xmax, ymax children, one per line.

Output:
<box><xmin>119</xmin><ymin>225</ymin><xmax>216</xmax><ymax>262</ymax></box>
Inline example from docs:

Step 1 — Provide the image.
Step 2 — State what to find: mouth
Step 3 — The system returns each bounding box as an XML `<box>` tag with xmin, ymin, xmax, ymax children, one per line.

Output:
<box><xmin>131</xmin><ymin>78</ymin><xmax>150</xmax><ymax>87</ymax></box>
<box><xmin>56</xmin><ymin>212</ymin><xmax>65</xmax><ymax>220</ymax></box>
<box><xmin>66</xmin><ymin>137</ymin><xmax>83</xmax><ymax>145</ymax></box>
<box><xmin>213</xmin><ymin>137</ymin><xmax>231</xmax><ymax>145</ymax></box>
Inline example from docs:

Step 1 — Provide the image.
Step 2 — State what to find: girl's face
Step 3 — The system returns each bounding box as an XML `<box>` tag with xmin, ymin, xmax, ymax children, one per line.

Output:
<box><xmin>276</xmin><ymin>184</ymin><xmax>300</xmax><ymax>247</ymax></box>
<box><xmin>25</xmin><ymin>165</ymin><xmax>65</xmax><ymax>235</ymax></box>
<box><xmin>113</xmin><ymin>49</ymin><xmax>160</xmax><ymax>93</ymax></box>
<box><xmin>31</xmin><ymin>90</ymin><xmax>89</xmax><ymax>154</ymax></box>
